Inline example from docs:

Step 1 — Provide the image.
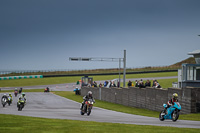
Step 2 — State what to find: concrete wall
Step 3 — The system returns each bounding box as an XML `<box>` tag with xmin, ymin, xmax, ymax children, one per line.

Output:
<box><xmin>81</xmin><ymin>86</ymin><xmax>200</xmax><ymax>114</ymax></box>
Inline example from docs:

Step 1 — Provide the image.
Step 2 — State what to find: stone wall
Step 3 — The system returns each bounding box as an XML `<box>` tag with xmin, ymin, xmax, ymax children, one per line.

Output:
<box><xmin>81</xmin><ymin>86</ymin><xmax>200</xmax><ymax>114</ymax></box>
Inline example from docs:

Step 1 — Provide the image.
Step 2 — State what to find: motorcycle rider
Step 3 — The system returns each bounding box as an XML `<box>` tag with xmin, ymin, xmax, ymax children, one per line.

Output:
<box><xmin>1</xmin><ymin>94</ymin><xmax>8</xmax><ymax>101</ymax></box>
<box><xmin>19</xmin><ymin>88</ymin><xmax>23</xmax><ymax>94</ymax></box>
<box><xmin>80</xmin><ymin>91</ymin><xmax>95</xmax><ymax>110</ymax></box>
<box><xmin>14</xmin><ymin>88</ymin><xmax>18</xmax><ymax>92</ymax></box>
<box><xmin>8</xmin><ymin>93</ymin><xmax>13</xmax><ymax>103</ymax></box>
<box><xmin>17</xmin><ymin>92</ymin><xmax>27</xmax><ymax>106</ymax></box>
<box><xmin>164</xmin><ymin>93</ymin><xmax>178</xmax><ymax>114</ymax></box>
<box><xmin>14</xmin><ymin>88</ymin><xmax>18</xmax><ymax>96</ymax></box>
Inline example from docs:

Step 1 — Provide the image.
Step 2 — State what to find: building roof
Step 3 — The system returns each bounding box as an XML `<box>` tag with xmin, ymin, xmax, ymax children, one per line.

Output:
<box><xmin>188</xmin><ymin>49</ymin><xmax>200</xmax><ymax>55</ymax></box>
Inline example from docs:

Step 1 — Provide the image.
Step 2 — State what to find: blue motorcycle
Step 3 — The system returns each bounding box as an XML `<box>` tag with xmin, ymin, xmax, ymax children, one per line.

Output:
<box><xmin>159</xmin><ymin>102</ymin><xmax>181</xmax><ymax>122</ymax></box>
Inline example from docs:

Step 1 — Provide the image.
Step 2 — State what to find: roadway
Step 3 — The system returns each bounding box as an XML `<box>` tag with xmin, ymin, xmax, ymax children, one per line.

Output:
<box><xmin>0</xmin><ymin>92</ymin><xmax>200</xmax><ymax>129</ymax></box>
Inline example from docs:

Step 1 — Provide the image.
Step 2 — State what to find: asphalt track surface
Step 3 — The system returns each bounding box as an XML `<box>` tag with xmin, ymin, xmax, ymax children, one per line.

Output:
<box><xmin>0</xmin><ymin>92</ymin><xmax>200</xmax><ymax>129</ymax></box>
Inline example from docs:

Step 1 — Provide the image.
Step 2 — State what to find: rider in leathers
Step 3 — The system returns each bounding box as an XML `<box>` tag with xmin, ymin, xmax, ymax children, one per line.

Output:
<box><xmin>8</xmin><ymin>93</ymin><xmax>13</xmax><ymax>103</ymax></box>
<box><xmin>17</xmin><ymin>93</ymin><xmax>27</xmax><ymax>108</ymax></box>
<box><xmin>164</xmin><ymin>93</ymin><xmax>178</xmax><ymax>114</ymax></box>
<box><xmin>80</xmin><ymin>91</ymin><xmax>95</xmax><ymax>110</ymax></box>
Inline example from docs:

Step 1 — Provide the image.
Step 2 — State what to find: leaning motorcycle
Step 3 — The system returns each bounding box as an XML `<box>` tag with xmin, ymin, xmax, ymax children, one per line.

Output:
<box><xmin>1</xmin><ymin>98</ymin><xmax>7</xmax><ymax>107</ymax></box>
<box><xmin>159</xmin><ymin>102</ymin><xmax>181</xmax><ymax>122</ymax></box>
<box><xmin>7</xmin><ymin>96</ymin><xmax>12</xmax><ymax>106</ymax></box>
<box><xmin>80</xmin><ymin>99</ymin><xmax>94</xmax><ymax>116</ymax></box>
<box><xmin>17</xmin><ymin>98</ymin><xmax>25</xmax><ymax>111</ymax></box>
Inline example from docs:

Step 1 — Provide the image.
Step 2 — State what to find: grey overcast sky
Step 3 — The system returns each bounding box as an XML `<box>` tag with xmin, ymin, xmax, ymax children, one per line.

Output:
<box><xmin>0</xmin><ymin>0</ymin><xmax>200</xmax><ymax>70</ymax></box>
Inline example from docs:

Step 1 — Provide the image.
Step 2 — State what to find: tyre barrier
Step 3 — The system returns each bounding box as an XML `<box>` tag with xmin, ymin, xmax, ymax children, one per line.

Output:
<box><xmin>0</xmin><ymin>75</ymin><xmax>43</xmax><ymax>80</ymax></box>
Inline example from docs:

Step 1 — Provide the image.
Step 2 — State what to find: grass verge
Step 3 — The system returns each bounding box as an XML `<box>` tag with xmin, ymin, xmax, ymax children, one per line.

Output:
<box><xmin>0</xmin><ymin>114</ymin><xmax>199</xmax><ymax>133</ymax></box>
<box><xmin>54</xmin><ymin>91</ymin><xmax>200</xmax><ymax>121</ymax></box>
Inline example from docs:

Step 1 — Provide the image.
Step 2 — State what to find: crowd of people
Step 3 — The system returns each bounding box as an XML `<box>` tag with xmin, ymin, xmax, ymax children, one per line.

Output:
<box><xmin>86</xmin><ymin>79</ymin><xmax>161</xmax><ymax>88</ymax></box>
<box><xmin>87</xmin><ymin>80</ymin><xmax>119</xmax><ymax>88</ymax></box>
<box><xmin>128</xmin><ymin>79</ymin><xmax>161</xmax><ymax>88</ymax></box>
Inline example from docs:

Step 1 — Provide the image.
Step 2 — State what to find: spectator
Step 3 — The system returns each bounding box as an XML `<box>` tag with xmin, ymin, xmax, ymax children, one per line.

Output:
<box><xmin>138</xmin><ymin>80</ymin><xmax>144</xmax><ymax>88</ymax></box>
<box><xmin>131</xmin><ymin>82</ymin><xmax>134</xmax><ymax>87</ymax></box>
<box><xmin>82</xmin><ymin>81</ymin><xmax>87</xmax><ymax>86</ymax></box>
<box><xmin>117</xmin><ymin>81</ymin><xmax>120</xmax><ymax>87</ymax></box>
<box><xmin>127</xmin><ymin>80</ymin><xmax>132</xmax><ymax>87</ymax></box>
<box><xmin>87</xmin><ymin>82</ymin><xmax>91</xmax><ymax>87</ymax></box>
<box><xmin>111</xmin><ymin>81</ymin><xmax>116</xmax><ymax>87</ymax></box>
<box><xmin>93</xmin><ymin>81</ymin><xmax>97</xmax><ymax>87</ymax></box>
<box><xmin>104</xmin><ymin>81</ymin><xmax>108</xmax><ymax>87</ymax></box>
<box><xmin>155</xmin><ymin>81</ymin><xmax>161</xmax><ymax>88</ymax></box>
<box><xmin>99</xmin><ymin>83</ymin><xmax>102</xmax><ymax>88</ymax></box>
<box><xmin>152</xmin><ymin>79</ymin><xmax>156</xmax><ymax>87</ymax></box>
<box><xmin>135</xmin><ymin>80</ymin><xmax>138</xmax><ymax>87</ymax></box>
<box><xmin>74</xmin><ymin>87</ymin><xmax>80</xmax><ymax>95</ymax></box>
<box><xmin>76</xmin><ymin>80</ymin><xmax>80</xmax><ymax>85</ymax></box>
<box><xmin>109</xmin><ymin>81</ymin><xmax>112</xmax><ymax>87</ymax></box>
<box><xmin>145</xmin><ymin>80</ymin><xmax>151</xmax><ymax>87</ymax></box>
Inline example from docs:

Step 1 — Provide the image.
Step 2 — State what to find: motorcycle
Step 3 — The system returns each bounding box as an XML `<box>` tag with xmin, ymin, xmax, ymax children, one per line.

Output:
<box><xmin>7</xmin><ymin>96</ymin><xmax>12</xmax><ymax>106</ymax></box>
<box><xmin>44</xmin><ymin>87</ymin><xmax>49</xmax><ymax>92</ymax></box>
<box><xmin>80</xmin><ymin>99</ymin><xmax>94</xmax><ymax>116</ymax></box>
<box><xmin>19</xmin><ymin>88</ymin><xmax>22</xmax><ymax>94</ymax></box>
<box><xmin>17</xmin><ymin>98</ymin><xmax>25</xmax><ymax>111</ymax></box>
<box><xmin>159</xmin><ymin>102</ymin><xmax>181</xmax><ymax>122</ymax></box>
<box><xmin>14</xmin><ymin>90</ymin><xmax>18</xmax><ymax>97</ymax></box>
<box><xmin>1</xmin><ymin>97</ymin><xmax>7</xmax><ymax>107</ymax></box>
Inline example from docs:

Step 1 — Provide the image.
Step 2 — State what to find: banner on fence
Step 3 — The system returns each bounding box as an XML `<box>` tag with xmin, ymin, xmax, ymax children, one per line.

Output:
<box><xmin>0</xmin><ymin>75</ymin><xmax>43</xmax><ymax>80</ymax></box>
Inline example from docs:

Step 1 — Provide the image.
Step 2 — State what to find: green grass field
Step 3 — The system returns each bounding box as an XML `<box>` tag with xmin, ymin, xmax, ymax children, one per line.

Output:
<box><xmin>0</xmin><ymin>72</ymin><xmax>177</xmax><ymax>87</ymax></box>
<box><xmin>0</xmin><ymin>114</ymin><xmax>199</xmax><ymax>133</ymax></box>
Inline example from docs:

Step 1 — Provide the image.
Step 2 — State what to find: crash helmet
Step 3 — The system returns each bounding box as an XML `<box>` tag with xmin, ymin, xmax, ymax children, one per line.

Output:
<box><xmin>173</xmin><ymin>93</ymin><xmax>178</xmax><ymax>100</ymax></box>
<box><xmin>22</xmin><ymin>92</ymin><xmax>25</xmax><ymax>97</ymax></box>
<box><xmin>88</xmin><ymin>91</ymin><xmax>92</xmax><ymax>97</ymax></box>
<box><xmin>9</xmin><ymin>93</ymin><xmax>11</xmax><ymax>96</ymax></box>
<box><xmin>15</xmin><ymin>88</ymin><xmax>17</xmax><ymax>90</ymax></box>
<box><xmin>3</xmin><ymin>94</ymin><xmax>6</xmax><ymax>96</ymax></box>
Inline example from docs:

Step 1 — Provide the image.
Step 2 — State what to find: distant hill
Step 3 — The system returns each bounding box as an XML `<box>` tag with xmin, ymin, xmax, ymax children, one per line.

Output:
<box><xmin>170</xmin><ymin>57</ymin><xmax>196</xmax><ymax>67</ymax></box>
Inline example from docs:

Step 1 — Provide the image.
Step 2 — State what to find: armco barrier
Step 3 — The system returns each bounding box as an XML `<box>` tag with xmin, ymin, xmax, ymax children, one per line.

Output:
<box><xmin>0</xmin><ymin>75</ymin><xmax>43</xmax><ymax>80</ymax></box>
<box><xmin>81</xmin><ymin>86</ymin><xmax>200</xmax><ymax>114</ymax></box>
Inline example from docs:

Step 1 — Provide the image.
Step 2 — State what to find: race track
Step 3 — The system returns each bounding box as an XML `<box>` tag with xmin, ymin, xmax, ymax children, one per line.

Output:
<box><xmin>0</xmin><ymin>92</ymin><xmax>200</xmax><ymax>129</ymax></box>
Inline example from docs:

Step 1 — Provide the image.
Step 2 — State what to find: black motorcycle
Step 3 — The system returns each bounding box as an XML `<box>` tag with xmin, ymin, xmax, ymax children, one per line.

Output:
<box><xmin>17</xmin><ymin>98</ymin><xmax>25</xmax><ymax>111</ymax></box>
<box><xmin>7</xmin><ymin>96</ymin><xmax>12</xmax><ymax>106</ymax></box>
<box><xmin>19</xmin><ymin>88</ymin><xmax>23</xmax><ymax>94</ymax></box>
<box><xmin>1</xmin><ymin>97</ymin><xmax>7</xmax><ymax>107</ymax></box>
<box><xmin>80</xmin><ymin>99</ymin><xmax>94</xmax><ymax>116</ymax></box>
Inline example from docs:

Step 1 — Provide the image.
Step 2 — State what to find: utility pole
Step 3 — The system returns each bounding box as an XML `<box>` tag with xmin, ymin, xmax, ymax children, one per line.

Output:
<box><xmin>123</xmin><ymin>50</ymin><xmax>126</xmax><ymax>87</ymax></box>
<box><xmin>119</xmin><ymin>58</ymin><xmax>121</xmax><ymax>87</ymax></box>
